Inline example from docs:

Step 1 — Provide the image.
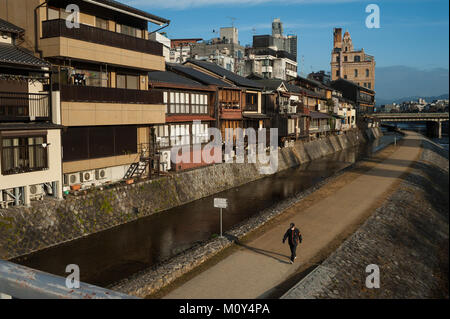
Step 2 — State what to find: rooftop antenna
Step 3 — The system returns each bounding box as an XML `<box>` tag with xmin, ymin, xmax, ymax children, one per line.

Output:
<box><xmin>227</xmin><ymin>17</ymin><xmax>237</xmax><ymax>28</ymax></box>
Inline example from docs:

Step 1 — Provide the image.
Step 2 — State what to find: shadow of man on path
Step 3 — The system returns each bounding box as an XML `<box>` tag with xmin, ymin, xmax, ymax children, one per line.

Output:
<box><xmin>224</xmin><ymin>234</ymin><xmax>292</xmax><ymax>264</ymax></box>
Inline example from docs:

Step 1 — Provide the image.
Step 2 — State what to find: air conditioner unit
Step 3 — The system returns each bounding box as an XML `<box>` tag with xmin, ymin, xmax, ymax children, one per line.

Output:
<box><xmin>160</xmin><ymin>150</ymin><xmax>172</xmax><ymax>172</ymax></box>
<box><xmin>80</xmin><ymin>170</ymin><xmax>95</xmax><ymax>183</ymax></box>
<box><xmin>64</xmin><ymin>173</ymin><xmax>80</xmax><ymax>186</ymax></box>
<box><xmin>29</xmin><ymin>184</ymin><xmax>45</xmax><ymax>200</ymax></box>
<box><xmin>95</xmin><ymin>168</ymin><xmax>110</xmax><ymax>181</ymax></box>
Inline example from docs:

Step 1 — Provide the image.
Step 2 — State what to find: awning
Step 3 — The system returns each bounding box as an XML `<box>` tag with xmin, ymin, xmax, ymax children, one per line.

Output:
<box><xmin>310</xmin><ymin>111</ymin><xmax>332</xmax><ymax>119</ymax></box>
<box><xmin>166</xmin><ymin>115</ymin><xmax>216</xmax><ymax>123</ymax></box>
<box><xmin>243</xmin><ymin>113</ymin><xmax>271</xmax><ymax>119</ymax></box>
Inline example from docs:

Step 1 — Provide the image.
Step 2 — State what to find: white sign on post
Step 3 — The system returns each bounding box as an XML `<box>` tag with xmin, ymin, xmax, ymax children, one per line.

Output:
<box><xmin>214</xmin><ymin>198</ymin><xmax>228</xmax><ymax>238</ymax></box>
<box><xmin>214</xmin><ymin>198</ymin><xmax>228</xmax><ymax>209</ymax></box>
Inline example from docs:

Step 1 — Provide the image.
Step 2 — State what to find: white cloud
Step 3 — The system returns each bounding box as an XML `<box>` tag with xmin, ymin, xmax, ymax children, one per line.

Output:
<box><xmin>123</xmin><ymin>0</ymin><xmax>363</xmax><ymax>10</ymax></box>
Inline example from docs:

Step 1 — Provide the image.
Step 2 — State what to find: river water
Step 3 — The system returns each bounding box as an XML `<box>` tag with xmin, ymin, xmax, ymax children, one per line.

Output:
<box><xmin>12</xmin><ymin>133</ymin><xmax>401</xmax><ymax>287</ymax></box>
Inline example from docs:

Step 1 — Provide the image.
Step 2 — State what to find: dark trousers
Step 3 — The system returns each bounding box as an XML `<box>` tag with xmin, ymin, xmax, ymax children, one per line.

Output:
<box><xmin>289</xmin><ymin>243</ymin><xmax>297</xmax><ymax>261</ymax></box>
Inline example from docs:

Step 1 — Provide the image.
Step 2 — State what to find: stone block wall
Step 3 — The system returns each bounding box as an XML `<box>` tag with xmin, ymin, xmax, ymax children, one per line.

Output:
<box><xmin>0</xmin><ymin>128</ymin><xmax>378</xmax><ymax>260</ymax></box>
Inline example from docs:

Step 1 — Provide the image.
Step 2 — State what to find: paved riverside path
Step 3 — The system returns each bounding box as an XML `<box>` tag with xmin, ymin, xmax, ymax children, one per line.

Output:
<box><xmin>164</xmin><ymin>132</ymin><xmax>423</xmax><ymax>299</ymax></box>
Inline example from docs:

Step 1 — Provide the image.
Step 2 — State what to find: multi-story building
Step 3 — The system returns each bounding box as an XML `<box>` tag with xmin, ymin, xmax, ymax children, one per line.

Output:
<box><xmin>253</xmin><ymin>19</ymin><xmax>298</xmax><ymax>60</ymax></box>
<box><xmin>0</xmin><ymin>18</ymin><xmax>63</xmax><ymax>207</ymax></box>
<box><xmin>183</xmin><ymin>59</ymin><xmax>268</xmax><ymax>135</ymax></box>
<box><xmin>148</xmin><ymin>69</ymin><xmax>217</xmax><ymax>171</ymax></box>
<box><xmin>169</xmin><ymin>38</ymin><xmax>202</xmax><ymax>64</ymax></box>
<box><xmin>149</xmin><ymin>32</ymin><xmax>171</xmax><ymax>62</ymax></box>
<box><xmin>331</xmin><ymin>28</ymin><xmax>376</xmax><ymax>91</ymax></box>
<box><xmin>1</xmin><ymin>0</ymin><xmax>170</xmax><ymax>190</ymax></box>
<box><xmin>167</xmin><ymin>63</ymin><xmax>243</xmax><ymax>145</ymax></box>
<box><xmin>245</xmin><ymin>19</ymin><xmax>298</xmax><ymax>81</ymax></box>
<box><xmin>255</xmin><ymin>78</ymin><xmax>310</xmax><ymax>146</ymax></box>
<box><xmin>244</xmin><ymin>47</ymin><xmax>297</xmax><ymax>81</ymax></box>
<box><xmin>331</xmin><ymin>91</ymin><xmax>356</xmax><ymax>131</ymax></box>
<box><xmin>331</xmin><ymin>78</ymin><xmax>376</xmax><ymax>114</ymax></box>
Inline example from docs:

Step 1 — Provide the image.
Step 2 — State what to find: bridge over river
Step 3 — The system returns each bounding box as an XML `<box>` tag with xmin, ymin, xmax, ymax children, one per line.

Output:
<box><xmin>367</xmin><ymin>113</ymin><xmax>449</xmax><ymax>138</ymax></box>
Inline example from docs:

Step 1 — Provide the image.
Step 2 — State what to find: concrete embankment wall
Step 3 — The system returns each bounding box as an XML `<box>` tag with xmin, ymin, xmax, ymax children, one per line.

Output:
<box><xmin>0</xmin><ymin>128</ymin><xmax>380</xmax><ymax>260</ymax></box>
<box><xmin>282</xmin><ymin>136</ymin><xmax>449</xmax><ymax>299</ymax></box>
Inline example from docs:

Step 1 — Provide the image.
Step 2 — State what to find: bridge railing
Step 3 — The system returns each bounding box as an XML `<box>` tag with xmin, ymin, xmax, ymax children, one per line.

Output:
<box><xmin>0</xmin><ymin>260</ymin><xmax>139</xmax><ymax>299</ymax></box>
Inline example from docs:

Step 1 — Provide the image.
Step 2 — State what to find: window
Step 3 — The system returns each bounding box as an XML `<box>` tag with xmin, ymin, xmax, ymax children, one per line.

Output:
<box><xmin>354</xmin><ymin>69</ymin><xmax>358</xmax><ymax>78</ymax></box>
<box><xmin>155</xmin><ymin>125</ymin><xmax>170</xmax><ymax>148</ymax></box>
<box><xmin>366</xmin><ymin>69</ymin><xmax>370</xmax><ymax>77</ymax></box>
<box><xmin>95</xmin><ymin>17</ymin><xmax>109</xmax><ymax>30</ymax></box>
<box><xmin>170</xmin><ymin>124</ymin><xmax>190</xmax><ymax>146</ymax></box>
<box><xmin>344</xmin><ymin>56</ymin><xmax>348</xmax><ymax>62</ymax></box>
<box><xmin>1</xmin><ymin>135</ymin><xmax>48</xmax><ymax>175</ymax></box>
<box><xmin>354</xmin><ymin>55</ymin><xmax>361</xmax><ymax>62</ymax></box>
<box><xmin>245</xmin><ymin>93</ymin><xmax>258</xmax><ymax>111</ymax></box>
<box><xmin>73</xmin><ymin>68</ymin><xmax>108</xmax><ymax>87</ymax></box>
<box><xmin>166</xmin><ymin>91</ymin><xmax>207</xmax><ymax>114</ymax></box>
<box><xmin>62</xmin><ymin>126</ymin><xmax>137</xmax><ymax>162</ymax></box>
<box><xmin>344</xmin><ymin>75</ymin><xmax>347</xmax><ymax>79</ymax></box>
<box><xmin>336</xmin><ymin>70</ymin><xmax>340</xmax><ymax>77</ymax></box>
<box><xmin>192</xmin><ymin>123</ymin><xmax>209</xmax><ymax>144</ymax></box>
<box><xmin>116</xmin><ymin>74</ymin><xmax>139</xmax><ymax>90</ymax></box>
<box><xmin>118</xmin><ymin>24</ymin><xmax>143</xmax><ymax>38</ymax></box>
<box><xmin>126</xmin><ymin>75</ymin><xmax>139</xmax><ymax>90</ymax></box>
<box><xmin>368</xmin><ymin>82</ymin><xmax>372</xmax><ymax>89</ymax></box>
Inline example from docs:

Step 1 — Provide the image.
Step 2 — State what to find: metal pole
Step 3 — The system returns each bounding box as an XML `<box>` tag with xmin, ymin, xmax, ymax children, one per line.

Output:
<box><xmin>220</xmin><ymin>208</ymin><xmax>223</xmax><ymax>238</ymax></box>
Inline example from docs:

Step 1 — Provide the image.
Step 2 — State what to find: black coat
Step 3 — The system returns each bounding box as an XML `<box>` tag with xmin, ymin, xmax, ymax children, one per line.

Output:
<box><xmin>283</xmin><ymin>228</ymin><xmax>302</xmax><ymax>246</ymax></box>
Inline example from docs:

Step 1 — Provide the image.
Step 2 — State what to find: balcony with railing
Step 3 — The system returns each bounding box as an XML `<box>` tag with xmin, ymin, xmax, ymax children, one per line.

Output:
<box><xmin>41</xmin><ymin>19</ymin><xmax>163</xmax><ymax>57</ymax></box>
<box><xmin>0</xmin><ymin>92</ymin><xmax>50</xmax><ymax>122</ymax></box>
<box><xmin>309</xmin><ymin>124</ymin><xmax>331</xmax><ymax>132</ymax></box>
<box><xmin>59</xmin><ymin>85</ymin><xmax>163</xmax><ymax>104</ymax></box>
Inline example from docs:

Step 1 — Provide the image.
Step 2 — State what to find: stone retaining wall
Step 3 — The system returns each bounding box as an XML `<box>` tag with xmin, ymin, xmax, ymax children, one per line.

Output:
<box><xmin>0</xmin><ymin>128</ymin><xmax>379</xmax><ymax>261</ymax></box>
<box><xmin>282</xmin><ymin>136</ymin><xmax>449</xmax><ymax>299</ymax></box>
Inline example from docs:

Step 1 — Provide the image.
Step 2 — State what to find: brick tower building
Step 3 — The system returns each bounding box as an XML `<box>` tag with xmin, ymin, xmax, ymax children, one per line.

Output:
<box><xmin>331</xmin><ymin>28</ymin><xmax>375</xmax><ymax>90</ymax></box>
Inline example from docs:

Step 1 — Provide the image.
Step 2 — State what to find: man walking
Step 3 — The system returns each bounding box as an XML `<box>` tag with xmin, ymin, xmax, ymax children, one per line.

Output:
<box><xmin>283</xmin><ymin>223</ymin><xmax>302</xmax><ymax>264</ymax></box>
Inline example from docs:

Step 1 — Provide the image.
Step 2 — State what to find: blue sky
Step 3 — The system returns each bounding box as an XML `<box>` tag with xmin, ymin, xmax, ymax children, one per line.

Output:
<box><xmin>124</xmin><ymin>0</ymin><xmax>449</xmax><ymax>74</ymax></box>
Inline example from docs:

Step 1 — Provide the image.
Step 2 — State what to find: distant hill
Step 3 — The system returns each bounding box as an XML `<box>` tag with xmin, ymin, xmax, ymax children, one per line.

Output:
<box><xmin>376</xmin><ymin>94</ymin><xmax>449</xmax><ymax>106</ymax></box>
<box><xmin>375</xmin><ymin>66</ymin><xmax>449</xmax><ymax>105</ymax></box>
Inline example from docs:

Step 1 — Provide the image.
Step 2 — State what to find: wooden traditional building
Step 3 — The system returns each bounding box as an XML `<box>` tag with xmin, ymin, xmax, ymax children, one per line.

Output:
<box><xmin>148</xmin><ymin>69</ymin><xmax>217</xmax><ymax>171</ymax></box>
<box><xmin>255</xmin><ymin>79</ymin><xmax>310</xmax><ymax>146</ymax></box>
<box><xmin>167</xmin><ymin>63</ymin><xmax>243</xmax><ymax>144</ymax></box>
<box><xmin>0</xmin><ymin>18</ymin><xmax>63</xmax><ymax>207</ymax></box>
<box><xmin>182</xmin><ymin>59</ymin><xmax>270</xmax><ymax>136</ymax></box>
<box><xmin>330</xmin><ymin>78</ymin><xmax>375</xmax><ymax>114</ymax></box>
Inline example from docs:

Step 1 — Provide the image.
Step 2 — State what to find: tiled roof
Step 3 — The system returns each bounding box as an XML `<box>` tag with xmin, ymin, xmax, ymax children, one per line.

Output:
<box><xmin>254</xmin><ymin>78</ymin><xmax>302</xmax><ymax>94</ymax></box>
<box><xmin>0</xmin><ymin>18</ymin><xmax>24</xmax><ymax>35</ymax></box>
<box><xmin>0</xmin><ymin>43</ymin><xmax>51</xmax><ymax>68</ymax></box>
<box><xmin>167</xmin><ymin>63</ymin><xmax>233</xmax><ymax>88</ymax></box>
<box><xmin>94</xmin><ymin>0</ymin><xmax>169</xmax><ymax>25</ymax></box>
<box><xmin>185</xmin><ymin>59</ymin><xmax>264</xmax><ymax>89</ymax></box>
<box><xmin>310</xmin><ymin>111</ymin><xmax>332</xmax><ymax>119</ymax></box>
<box><xmin>166</xmin><ymin>115</ymin><xmax>216</xmax><ymax>123</ymax></box>
<box><xmin>149</xmin><ymin>70</ymin><xmax>206</xmax><ymax>88</ymax></box>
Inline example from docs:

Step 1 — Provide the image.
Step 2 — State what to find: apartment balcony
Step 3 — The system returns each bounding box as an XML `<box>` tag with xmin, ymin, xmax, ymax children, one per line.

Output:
<box><xmin>40</xmin><ymin>19</ymin><xmax>165</xmax><ymax>71</ymax></box>
<box><xmin>0</xmin><ymin>92</ymin><xmax>50</xmax><ymax>122</ymax></box>
<box><xmin>58</xmin><ymin>85</ymin><xmax>165</xmax><ymax>126</ymax></box>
